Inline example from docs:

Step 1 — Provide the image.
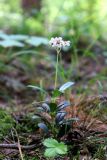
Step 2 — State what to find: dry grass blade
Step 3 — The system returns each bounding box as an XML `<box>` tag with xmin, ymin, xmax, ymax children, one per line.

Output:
<box><xmin>14</xmin><ymin>129</ymin><xmax>24</xmax><ymax>160</ymax></box>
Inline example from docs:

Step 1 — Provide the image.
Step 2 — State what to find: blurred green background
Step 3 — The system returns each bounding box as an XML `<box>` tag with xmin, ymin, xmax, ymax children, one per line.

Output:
<box><xmin>0</xmin><ymin>0</ymin><xmax>107</xmax><ymax>39</ymax></box>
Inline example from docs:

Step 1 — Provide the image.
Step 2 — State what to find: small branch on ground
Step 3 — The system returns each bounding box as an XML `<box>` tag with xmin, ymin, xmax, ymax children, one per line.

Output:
<box><xmin>0</xmin><ymin>143</ymin><xmax>41</xmax><ymax>150</ymax></box>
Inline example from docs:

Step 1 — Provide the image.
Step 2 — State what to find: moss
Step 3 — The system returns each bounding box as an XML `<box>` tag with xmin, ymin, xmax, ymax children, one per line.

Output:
<box><xmin>0</xmin><ymin>108</ymin><xmax>15</xmax><ymax>140</ymax></box>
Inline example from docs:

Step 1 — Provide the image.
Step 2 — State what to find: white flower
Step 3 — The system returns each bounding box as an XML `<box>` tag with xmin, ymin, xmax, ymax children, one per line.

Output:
<box><xmin>64</xmin><ymin>41</ymin><xmax>70</xmax><ymax>47</ymax></box>
<box><xmin>49</xmin><ymin>37</ymin><xmax>70</xmax><ymax>49</ymax></box>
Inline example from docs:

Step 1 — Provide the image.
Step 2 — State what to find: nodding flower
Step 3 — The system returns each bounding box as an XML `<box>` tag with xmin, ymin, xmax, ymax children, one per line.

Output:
<box><xmin>49</xmin><ymin>37</ymin><xmax>70</xmax><ymax>49</ymax></box>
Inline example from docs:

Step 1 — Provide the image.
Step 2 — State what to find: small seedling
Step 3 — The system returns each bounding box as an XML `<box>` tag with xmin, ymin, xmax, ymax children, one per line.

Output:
<box><xmin>43</xmin><ymin>138</ymin><xmax>67</xmax><ymax>158</ymax></box>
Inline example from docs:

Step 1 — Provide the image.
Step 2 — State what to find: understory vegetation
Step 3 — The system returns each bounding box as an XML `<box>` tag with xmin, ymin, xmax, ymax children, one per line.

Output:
<box><xmin>0</xmin><ymin>0</ymin><xmax>107</xmax><ymax>159</ymax></box>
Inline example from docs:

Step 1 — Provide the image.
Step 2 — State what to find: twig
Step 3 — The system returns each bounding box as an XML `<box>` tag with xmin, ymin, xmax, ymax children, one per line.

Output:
<box><xmin>0</xmin><ymin>143</ymin><xmax>40</xmax><ymax>150</ymax></box>
<box><xmin>15</xmin><ymin>129</ymin><xmax>24</xmax><ymax>160</ymax></box>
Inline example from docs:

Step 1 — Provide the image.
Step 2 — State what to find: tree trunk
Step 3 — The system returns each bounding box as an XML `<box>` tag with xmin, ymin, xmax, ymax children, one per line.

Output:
<box><xmin>21</xmin><ymin>0</ymin><xmax>42</xmax><ymax>14</ymax></box>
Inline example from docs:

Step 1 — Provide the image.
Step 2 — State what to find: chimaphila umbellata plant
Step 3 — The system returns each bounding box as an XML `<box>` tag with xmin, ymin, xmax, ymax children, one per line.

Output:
<box><xmin>27</xmin><ymin>37</ymin><xmax>77</xmax><ymax>157</ymax></box>
<box><xmin>29</xmin><ymin>37</ymin><xmax>107</xmax><ymax>159</ymax></box>
<box><xmin>27</xmin><ymin>37</ymin><xmax>107</xmax><ymax>159</ymax></box>
<box><xmin>28</xmin><ymin>37</ymin><xmax>82</xmax><ymax>158</ymax></box>
<box><xmin>34</xmin><ymin>37</ymin><xmax>77</xmax><ymax>158</ymax></box>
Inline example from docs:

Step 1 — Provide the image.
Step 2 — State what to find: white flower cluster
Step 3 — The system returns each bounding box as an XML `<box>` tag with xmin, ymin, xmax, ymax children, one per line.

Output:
<box><xmin>49</xmin><ymin>37</ymin><xmax>70</xmax><ymax>49</ymax></box>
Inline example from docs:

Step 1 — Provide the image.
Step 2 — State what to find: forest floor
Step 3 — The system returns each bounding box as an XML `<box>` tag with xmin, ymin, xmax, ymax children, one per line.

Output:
<box><xmin>0</xmin><ymin>49</ymin><xmax>107</xmax><ymax>160</ymax></box>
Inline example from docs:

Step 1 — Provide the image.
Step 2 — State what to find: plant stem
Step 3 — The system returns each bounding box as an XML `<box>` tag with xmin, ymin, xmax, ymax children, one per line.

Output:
<box><xmin>54</xmin><ymin>50</ymin><xmax>60</xmax><ymax>89</ymax></box>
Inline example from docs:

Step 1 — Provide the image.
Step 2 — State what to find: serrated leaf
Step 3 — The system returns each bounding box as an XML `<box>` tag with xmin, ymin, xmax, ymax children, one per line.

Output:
<box><xmin>43</xmin><ymin>138</ymin><xmax>67</xmax><ymax>158</ymax></box>
<box><xmin>56</xmin><ymin>143</ymin><xmax>67</xmax><ymax>155</ymax></box>
<box><xmin>44</xmin><ymin>148</ymin><xmax>57</xmax><ymax>157</ymax></box>
<box><xmin>43</xmin><ymin>138</ymin><xmax>58</xmax><ymax>147</ymax></box>
<box><xmin>59</xmin><ymin>82</ymin><xmax>74</xmax><ymax>93</ymax></box>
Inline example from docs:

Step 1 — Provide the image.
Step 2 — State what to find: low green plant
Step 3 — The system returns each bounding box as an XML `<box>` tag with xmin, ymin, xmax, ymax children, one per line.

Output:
<box><xmin>43</xmin><ymin>138</ymin><xmax>67</xmax><ymax>158</ymax></box>
<box><xmin>93</xmin><ymin>144</ymin><xmax>106</xmax><ymax>159</ymax></box>
<box><xmin>28</xmin><ymin>37</ymin><xmax>77</xmax><ymax>159</ymax></box>
<box><xmin>29</xmin><ymin>37</ymin><xmax>75</xmax><ymax>139</ymax></box>
<box><xmin>28</xmin><ymin>37</ymin><xmax>107</xmax><ymax>159</ymax></box>
<box><xmin>0</xmin><ymin>108</ymin><xmax>15</xmax><ymax>140</ymax></box>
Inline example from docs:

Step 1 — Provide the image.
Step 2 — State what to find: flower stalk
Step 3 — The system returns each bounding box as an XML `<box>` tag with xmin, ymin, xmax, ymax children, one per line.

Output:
<box><xmin>49</xmin><ymin>37</ymin><xmax>70</xmax><ymax>89</ymax></box>
<box><xmin>54</xmin><ymin>49</ymin><xmax>60</xmax><ymax>89</ymax></box>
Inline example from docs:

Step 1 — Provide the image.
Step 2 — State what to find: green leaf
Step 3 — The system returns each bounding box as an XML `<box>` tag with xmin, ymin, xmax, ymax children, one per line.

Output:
<box><xmin>9</xmin><ymin>34</ymin><xmax>28</xmax><ymax>41</ymax></box>
<box><xmin>56</xmin><ymin>143</ymin><xmax>67</xmax><ymax>155</ymax></box>
<box><xmin>59</xmin><ymin>81</ymin><xmax>74</xmax><ymax>93</ymax></box>
<box><xmin>49</xmin><ymin>103</ymin><xmax>57</xmax><ymax>113</ymax></box>
<box><xmin>0</xmin><ymin>40</ymin><xmax>24</xmax><ymax>47</ymax></box>
<box><xmin>0</xmin><ymin>31</ymin><xmax>8</xmax><ymax>39</ymax></box>
<box><xmin>26</xmin><ymin>36</ymin><xmax>48</xmax><ymax>47</ymax></box>
<box><xmin>0</xmin><ymin>32</ymin><xmax>28</xmax><ymax>41</ymax></box>
<box><xmin>44</xmin><ymin>148</ymin><xmax>57</xmax><ymax>157</ymax></box>
<box><xmin>11</xmin><ymin>50</ymin><xmax>39</xmax><ymax>59</ymax></box>
<box><xmin>43</xmin><ymin>138</ymin><xmax>58</xmax><ymax>147</ymax></box>
<box><xmin>52</xmin><ymin>89</ymin><xmax>62</xmax><ymax>98</ymax></box>
<box><xmin>43</xmin><ymin>138</ymin><xmax>67</xmax><ymax>158</ymax></box>
<box><xmin>38</xmin><ymin>123</ymin><xmax>49</xmax><ymax>133</ymax></box>
<box><xmin>27</xmin><ymin>85</ymin><xmax>46</xmax><ymax>93</ymax></box>
<box><xmin>0</xmin><ymin>32</ymin><xmax>48</xmax><ymax>48</ymax></box>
